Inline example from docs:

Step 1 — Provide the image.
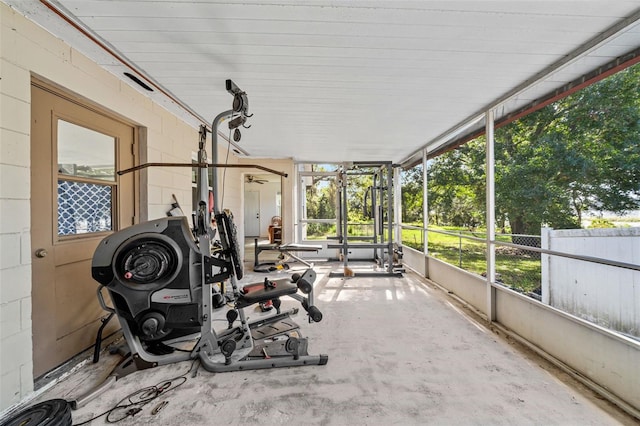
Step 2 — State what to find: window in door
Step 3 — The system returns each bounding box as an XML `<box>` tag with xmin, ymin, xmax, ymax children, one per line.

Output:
<box><xmin>56</xmin><ymin>119</ymin><xmax>116</xmax><ymax>236</ymax></box>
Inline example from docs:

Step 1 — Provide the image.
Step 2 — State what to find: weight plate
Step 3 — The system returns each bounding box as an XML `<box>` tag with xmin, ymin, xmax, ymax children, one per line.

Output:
<box><xmin>1</xmin><ymin>399</ymin><xmax>71</xmax><ymax>426</ymax></box>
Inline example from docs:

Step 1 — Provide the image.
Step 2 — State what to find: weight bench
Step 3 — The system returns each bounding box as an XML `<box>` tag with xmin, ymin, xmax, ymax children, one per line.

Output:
<box><xmin>254</xmin><ymin>238</ymin><xmax>322</xmax><ymax>272</ymax></box>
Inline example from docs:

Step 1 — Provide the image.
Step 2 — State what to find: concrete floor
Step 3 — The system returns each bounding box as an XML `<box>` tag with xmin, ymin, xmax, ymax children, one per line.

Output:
<box><xmin>26</xmin><ymin>260</ymin><xmax>635</xmax><ymax>425</ymax></box>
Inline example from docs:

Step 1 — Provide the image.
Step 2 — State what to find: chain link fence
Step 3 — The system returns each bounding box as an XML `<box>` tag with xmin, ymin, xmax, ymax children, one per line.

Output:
<box><xmin>402</xmin><ymin>227</ymin><xmax>541</xmax><ymax>297</ymax></box>
<box><xmin>494</xmin><ymin>233</ymin><xmax>541</xmax><ymax>297</ymax></box>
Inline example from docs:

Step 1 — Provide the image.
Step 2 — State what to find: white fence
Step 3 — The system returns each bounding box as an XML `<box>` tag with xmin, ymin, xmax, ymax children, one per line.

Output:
<box><xmin>541</xmin><ymin>227</ymin><xmax>640</xmax><ymax>338</ymax></box>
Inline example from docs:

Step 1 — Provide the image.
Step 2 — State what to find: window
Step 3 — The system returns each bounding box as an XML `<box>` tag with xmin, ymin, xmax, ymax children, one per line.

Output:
<box><xmin>56</xmin><ymin>120</ymin><xmax>115</xmax><ymax>236</ymax></box>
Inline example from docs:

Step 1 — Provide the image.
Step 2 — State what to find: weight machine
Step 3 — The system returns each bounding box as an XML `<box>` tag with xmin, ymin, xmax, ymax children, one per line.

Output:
<box><xmin>70</xmin><ymin>80</ymin><xmax>327</xmax><ymax>409</ymax></box>
<box><xmin>328</xmin><ymin>162</ymin><xmax>403</xmax><ymax>278</ymax></box>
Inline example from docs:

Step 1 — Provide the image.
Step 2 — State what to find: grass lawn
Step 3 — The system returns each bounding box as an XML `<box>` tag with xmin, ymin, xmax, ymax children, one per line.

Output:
<box><xmin>402</xmin><ymin>225</ymin><xmax>541</xmax><ymax>292</ymax></box>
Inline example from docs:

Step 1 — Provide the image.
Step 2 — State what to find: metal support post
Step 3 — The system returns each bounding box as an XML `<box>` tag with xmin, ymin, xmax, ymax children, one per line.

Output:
<box><xmin>210</xmin><ymin>109</ymin><xmax>235</xmax><ymax>216</ymax></box>
<box><xmin>386</xmin><ymin>163</ymin><xmax>394</xmax><ymax>274</ymax></box>
<box><xmin>341</xmin><ymin>168</ymin><xmax>349</xmax><ymax>271</ymax></box>
<box><xmin>486</xmin><ymin>109</ymin><xmax>497</xmax><ymax>322</ymax></box>
<box><xmin>422</xmin><ymin>149</ymin><xmax>429</xmax><ymax>256</ymax></box>
<box><xmin>372</xmin><ymin>170</ymin><xmax>379</xmax><ymax>260</ymax></box>
<box><xmin>393</xmin><ymin>166</ymin><xmax>402</xmax><ymax>249</ymax></box>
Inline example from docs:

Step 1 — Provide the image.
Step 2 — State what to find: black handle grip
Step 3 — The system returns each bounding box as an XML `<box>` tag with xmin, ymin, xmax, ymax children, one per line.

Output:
<box><xmin>306</xmin><ymin>305</ymin><xmax>323</xmax><ymax>323</ymax></box>
<box><xmin>297</xmin><ymin>279</ymin><xmax>313</xmax><ymax>294</ymax></box>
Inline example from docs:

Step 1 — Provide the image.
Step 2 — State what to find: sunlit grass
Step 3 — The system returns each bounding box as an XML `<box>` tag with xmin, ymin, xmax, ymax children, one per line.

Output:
<box><xmin>402</xmin><ymin>225</ymin><xmax>541</xmax><ymax>292</ymax></box>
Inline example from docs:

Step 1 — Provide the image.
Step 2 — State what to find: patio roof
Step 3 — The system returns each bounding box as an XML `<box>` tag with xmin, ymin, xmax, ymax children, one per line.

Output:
<box><xmin>4</xmin><ymin>1</ymin><xmax>640</xmax><ymax>162</ymax></box>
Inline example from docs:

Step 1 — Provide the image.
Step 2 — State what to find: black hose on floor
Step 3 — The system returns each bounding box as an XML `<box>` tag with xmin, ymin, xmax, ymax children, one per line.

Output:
<box><xmin>1</xmin><ymin>399</ymin><xmax>72</xmax><ymax>426</ymax></box>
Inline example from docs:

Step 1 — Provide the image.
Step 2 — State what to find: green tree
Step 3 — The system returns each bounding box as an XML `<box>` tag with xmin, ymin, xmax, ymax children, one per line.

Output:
<box><xmin>305</xmin><ymin>174</ymin><xmax>337</xmax><ymax>237</ymax></box>
<box><xmin>410</xmin><ymin>63</ymin><xmax>640</xmax><ymax>235</ymax></box>
<box><xmin>496</xmin><ymin>64</ymin><xmax>640</xmax><ymax>234</ymax></box>
<box><xmin>401</xmin><ymin>164</ymin><xmax>423</xmax><ymax>223</ymax></box>
<box><xmin>346</xmin><ymin>171</ymin><xmax>373</xmax><ymax>223</ymax></box>
<box><xmin>426</xmin><ymin>138</ymin><xmax>485</xmax><ymax>228</ymax></box>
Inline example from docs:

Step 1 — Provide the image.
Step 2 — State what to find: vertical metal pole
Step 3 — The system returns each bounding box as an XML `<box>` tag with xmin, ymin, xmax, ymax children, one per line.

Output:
<box><xmin>378</xmin><ymin>169</ymin><xmax>384</xmax><ymax>245</ymax></box>
<box><xmin>541</xmin><ymin>227</ymin><xmax>551</xmax><ymax>305</ymax></box>
<box><xmin>341</xmin><ymin>169</ymin><xmax>349</xmax><ymax>271</ymax></box>
<box><xmin>197</xmin><ymin>109</ymin><xmax>233</xmax><ymax>355</ymax></box>
<box><xmin>210</xmin><ymin>109</ymin><xmax>234</xmax><ymax>216</ymax></box>
<box><xmin>199</xmin><ymin>83</ymin><xmax>251</xmax><ymax>363</ymax></box>
<box><xmin>386</xmin><ymin>163</ymin><xmax>394</xmax><ymax>273</ymax></box>
<box><xmin>393</xmin><ymin>166</ymin><xmax>402</xmax><ymax>248</ymax></box>
<box><xmin>294</xmin><ymin>165</ymin><xmax>301</xmax><ymax>242</ymax></box>
<box><xmin>486</xmin><ymin>109</ymin><xmax>497</xmax><ymax>322</ymax></box>
<box><xmin>422</xmin><ymin>149</ymin><xmax>428</xmax><ymax>256</ymax></box>
<box><xmin>372</xmin><ymin>171</ymin><xmax>378</xmax><ymax>260</ymax></box>
<box><xmin>196</xmin><ymin>125</ymin><xmax>211</xmax><ymax>255</ymax></box>
<box><xmin>197</xmin><ymin>126</ymin><xmax>209</xmax><ymax>219</ymax></box>
<box><xmin>336</xmin><ymin>172</ymin><xmax>342</xmax><ymax>243</ymax></box>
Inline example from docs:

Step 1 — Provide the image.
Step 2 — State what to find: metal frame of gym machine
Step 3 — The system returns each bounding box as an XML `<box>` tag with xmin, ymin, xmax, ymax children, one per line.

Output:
<box><xmin>328</xmin><ymin>162</ymin><xmax>403</xmax><ymax>278</ymax></box>
<box><xmin>70</xmin><ymin>80</ymin><xmax>327</xmax><ymax>410</ymax></box>
<box><xmin>193</xmin><ymin>80</ymin><xmax>327</xmax><ymax>372</ymax></box>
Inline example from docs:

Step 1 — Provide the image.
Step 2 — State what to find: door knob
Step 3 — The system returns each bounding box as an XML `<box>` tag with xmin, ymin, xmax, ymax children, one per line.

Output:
<box><xmin>35</xmin><ymin>248</ymin><xmax>48</xmax><ymax>258</ymax></box>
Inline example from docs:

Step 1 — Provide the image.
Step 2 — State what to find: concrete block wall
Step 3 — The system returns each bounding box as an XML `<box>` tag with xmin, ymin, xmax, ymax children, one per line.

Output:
<box><xmin>1</xmin><ymin>5</ymin><xmax>36</xmax><ymax>407</ymax></box>
<box><xmin>0</xmin><ymin>3</ymin><xmax>238</xmax><ymax>411</ymax></box>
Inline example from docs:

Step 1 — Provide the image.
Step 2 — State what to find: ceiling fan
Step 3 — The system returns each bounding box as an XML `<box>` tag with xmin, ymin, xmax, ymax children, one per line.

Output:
<box><xmin>246</xmin><ymin>175</ymin><xmax>268</xmax><ymax>184</ymax></box>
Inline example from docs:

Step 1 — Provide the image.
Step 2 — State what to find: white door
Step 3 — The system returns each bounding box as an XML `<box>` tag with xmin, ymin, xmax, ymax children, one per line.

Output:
<box><xmin>244</xmin><ymin>190</ymin><xmax>260</xmax><ymax>236</ymax></box>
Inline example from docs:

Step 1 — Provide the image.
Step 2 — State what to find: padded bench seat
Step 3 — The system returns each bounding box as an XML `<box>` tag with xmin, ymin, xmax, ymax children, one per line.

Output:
<box><xmin>236</xmin><ymin>278</ymin><xmax>298</xmax><ymax>308</ymax></box>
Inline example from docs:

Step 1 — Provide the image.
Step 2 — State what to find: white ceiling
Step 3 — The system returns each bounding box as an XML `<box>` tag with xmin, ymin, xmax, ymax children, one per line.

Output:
<box><xmin>5</xmin><ymin>1</ymin><xmax>640</xmax><ymax>163</ymax></box>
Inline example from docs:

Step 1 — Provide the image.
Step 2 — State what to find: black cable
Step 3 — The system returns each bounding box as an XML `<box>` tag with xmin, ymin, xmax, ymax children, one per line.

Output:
<box><xmin>72</xmin><ymin>359</ymin><xmax>197</xmax><ymax>425</ymax></box>
<box><xmin>105</xmin><ymin>376</ymin><xmax>186</xmax><ymax>423</ymax></box>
